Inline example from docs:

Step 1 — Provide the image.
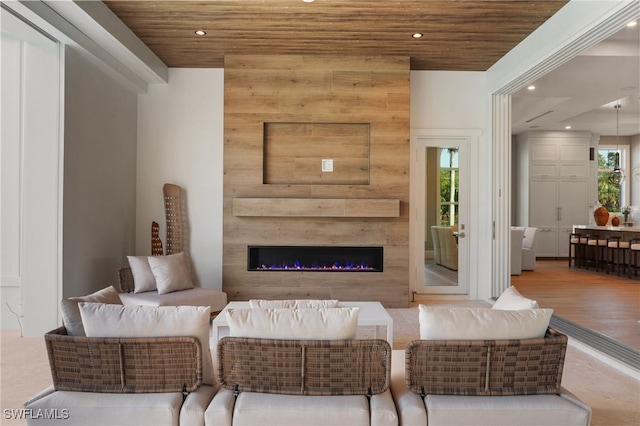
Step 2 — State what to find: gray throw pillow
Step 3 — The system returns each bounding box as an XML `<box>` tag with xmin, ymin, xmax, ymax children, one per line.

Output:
<box><xmin>60</xmin><ymin>286</ymin><xmax>122</xmax><ymax>336</ymax></box>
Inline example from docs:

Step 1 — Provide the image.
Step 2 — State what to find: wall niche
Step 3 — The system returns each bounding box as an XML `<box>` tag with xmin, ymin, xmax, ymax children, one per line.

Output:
<box><xmin>263</xmin><ymin>122</ymin><xmax>370</xmax><ymax>185</ymax></box>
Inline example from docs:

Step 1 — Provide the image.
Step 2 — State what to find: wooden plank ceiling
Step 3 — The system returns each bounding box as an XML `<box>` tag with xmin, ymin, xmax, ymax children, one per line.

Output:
<box><xmin>103</xmin><ymin>0</ymin><xmax>568</xmax><ymax>71</ymax></box>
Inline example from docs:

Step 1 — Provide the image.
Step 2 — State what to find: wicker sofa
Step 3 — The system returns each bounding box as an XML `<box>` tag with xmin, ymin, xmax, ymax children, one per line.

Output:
<box><xmin>206</xmin><ymin>337</ymin><xmax>397</xmax><ymax>426</ymax></box>
<box><xmin>391</xmin><ymin>304</ymin><xmax>592</xmax><ymax>426</ymax></box>
<box><xmin>24</xmin><ymin>325</ymin><xmax>217</xmax><ymax>426</ymax></box>
<box><xmin>25</xmin><ymin>302</ymin><xmax>217</xmax><ymax>426</ymax></box>
<box><xmin>205</xmin><ymin>304</ymin><xmax>398</xmax><ymax>426</ymax></box>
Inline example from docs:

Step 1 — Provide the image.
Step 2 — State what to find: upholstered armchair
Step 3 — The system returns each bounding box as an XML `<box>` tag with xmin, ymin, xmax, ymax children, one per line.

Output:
<box><xmin>510</xmin><ymin>228</ymin><xmax>524</xmax><ymax>276</ymax></box>
<box><xmin>521</xmin><ymin>227</ymin><xmax>538</xmax><ymax>270</ymax></box>
<box><xmin>511</xmin><ymin>226</ymin><xmax>538</xmax><ymax>273</ymax></box>
<box><xmin>431</xmin><ymin>226</ymin><xmax>458</xmax><ymax>271</ymax></box>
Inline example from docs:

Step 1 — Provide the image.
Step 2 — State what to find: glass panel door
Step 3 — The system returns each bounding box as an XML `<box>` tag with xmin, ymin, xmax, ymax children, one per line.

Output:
<box><xmin>413</xmin><ymin>137</ymin><xmax>468</xmax><ymax>294</ymax></box>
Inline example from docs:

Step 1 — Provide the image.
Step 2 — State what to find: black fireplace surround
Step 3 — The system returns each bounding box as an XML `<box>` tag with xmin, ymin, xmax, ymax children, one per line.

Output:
<box><xmin>248</xmin><ymin>246</ymin><xmax>383</xmax><ymax>272</ymax></box>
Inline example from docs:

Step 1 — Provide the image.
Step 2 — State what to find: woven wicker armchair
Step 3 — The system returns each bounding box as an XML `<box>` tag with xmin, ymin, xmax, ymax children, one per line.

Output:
<box><xmin>24</xmin><ymin>326</ymin><xmax>218</xmax><ymax>426</ymax></box>
<box><xmin>206</xmin><ymin>337</ymin><xmax>398</xmax><ymax>426</ymax></box>
<box><xmin>390</xmin><ymin>328</ymin><xmax>592</xmax><ymax>426</ymax></box>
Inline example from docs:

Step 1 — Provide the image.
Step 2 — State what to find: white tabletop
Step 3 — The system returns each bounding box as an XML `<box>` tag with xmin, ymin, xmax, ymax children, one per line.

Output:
<box><xmin>211</xmin><ymin>300</ymin><xmax>393</xmax><ymax>345</ymax></box>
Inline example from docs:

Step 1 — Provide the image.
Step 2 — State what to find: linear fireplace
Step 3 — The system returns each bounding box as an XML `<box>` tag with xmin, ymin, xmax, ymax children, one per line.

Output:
<box><xmin>248</xmin><ymin>246</ymin><xmax>383</xmax><ymax>272</ymax></box>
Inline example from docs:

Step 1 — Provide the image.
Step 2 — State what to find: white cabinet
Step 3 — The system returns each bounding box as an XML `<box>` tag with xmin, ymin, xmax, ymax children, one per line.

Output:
<box><xmin>513</xmin><ymin>132</ymin><xmax>594</xmax><ymax>257</ymax></box>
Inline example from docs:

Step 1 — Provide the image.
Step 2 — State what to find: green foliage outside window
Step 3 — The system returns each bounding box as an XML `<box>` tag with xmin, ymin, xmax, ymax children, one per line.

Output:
<box><xmin>439</xmin><ymin>148</ymin><xmax>459</xmax><ymax>226</ymax></box>
<box><xmin>598</xmin><ymin>150</ymin><xmax>622</xmax><ymax>212</ymax></box>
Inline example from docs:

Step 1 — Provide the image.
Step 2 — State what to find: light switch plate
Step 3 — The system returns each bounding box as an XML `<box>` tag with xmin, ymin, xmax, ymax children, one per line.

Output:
<box><xmin>322</xmin><ymin>159</ymin><xmax>333</xmax><ymax>172</ymax></box>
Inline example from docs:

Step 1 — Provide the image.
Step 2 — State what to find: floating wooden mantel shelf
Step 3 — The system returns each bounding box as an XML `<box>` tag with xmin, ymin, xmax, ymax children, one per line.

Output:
<box><xmin>232</xmin><ymin>198</ymin><xmax>400</xmax><ymax>218</ymax></box>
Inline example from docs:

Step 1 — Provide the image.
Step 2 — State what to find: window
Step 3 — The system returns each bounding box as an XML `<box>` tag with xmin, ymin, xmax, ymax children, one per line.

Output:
<box><xmin>597</xmin><ymin>146</ymin><xmax>629</xmax><ymax>212</ymax></box>
<box><xmin>439</xmin><ymin>148</ymin><xmax>459</xmax><ymax>226</ymax></box>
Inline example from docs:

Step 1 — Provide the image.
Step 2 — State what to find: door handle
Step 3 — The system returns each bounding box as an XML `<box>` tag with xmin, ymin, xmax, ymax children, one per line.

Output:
<box><xmin>458</xmin><ymin>232</ymin><xmax>466</xmax><ymax>238</ymax></box>
<box><xmin>557</xmin><ymin>207</ymin><xmax>562</xmax><ymax>222</ymax></box>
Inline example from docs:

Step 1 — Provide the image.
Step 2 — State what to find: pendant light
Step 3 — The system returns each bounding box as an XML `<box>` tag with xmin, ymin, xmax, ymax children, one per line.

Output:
<box><xmin>608</xmin><ymin>103</ymin><xmax>624</xmax><ymax>185</ymax></box>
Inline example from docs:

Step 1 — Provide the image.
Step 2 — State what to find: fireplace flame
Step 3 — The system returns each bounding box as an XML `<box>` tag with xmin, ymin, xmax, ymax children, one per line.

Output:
<box><xmin>257</xmin><ymin>259</ymin><xmax>375</xmax><ymax>271</ymax></box>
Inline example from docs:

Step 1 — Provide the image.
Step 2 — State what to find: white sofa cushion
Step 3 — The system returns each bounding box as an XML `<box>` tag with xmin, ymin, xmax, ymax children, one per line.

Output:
<box><xmin>226</xmin><ymin>307</ymin><xmax>359</xmax><ymax>340</ymax></box>
<box><xmin>59</xmin><ymin>286</ymin><xmax>122</xmax><ymax>337</ymax></box>
<box><xmin>127</xmin><ymin>255</ymin><xmax>157</xmax><ymax>293</ymax></box>
<box><xmin>179</xmin><ymin>384</ymin><xmax>218</xmax><ymax>426</ymax></box>
<box><xmin>248</xmin><ymin>299</ymin><xmax>339</xmax><ymax>309</ymax></box>
<box><xmin>148</xmin><ymin>252</ymin><xmax>194</xmax><ymax>294</ymax></box>
<box><xmin>24</xmin><ymin>387</ymin><xmax>182</xmax><ymax>426</ymax></box>
<box><xmin>418</xmin><ymin>305</ymin><xmax>553</xmax><ymax>340</ymax></box>
<box><xmin>390</xmin><ymin>349</ymin><xmax>427</xmax><ymax>425</ymax></box>
<box><xmin>78</xmin><ymin>303</ymin><xmax>214</xmax><ymax>385</ymax></box>
<box><xmin>424</xmin><ymin>393</ymin><xmax>591</xmax><ymax>426</ymax></box>
<box><xmin>119</xmin><ymin>287</ymin><xmax>228</xmax><ymax>312</ymax></box>
<box><xmin>492</xmin><ymin>285</ymin><xmax>539</xmax><ymax>310</ymax></box>
<box><xmin>232</xmin><ymin>392</ymin><xmax>370</xmax><ymax>426</ymax></box>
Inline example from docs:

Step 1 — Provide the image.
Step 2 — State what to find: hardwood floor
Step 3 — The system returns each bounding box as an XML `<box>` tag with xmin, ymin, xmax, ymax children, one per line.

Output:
<box><xmin>512</xmin><ymin>260</ymin><xmax>640</xmax><ymax>351</ymax></box>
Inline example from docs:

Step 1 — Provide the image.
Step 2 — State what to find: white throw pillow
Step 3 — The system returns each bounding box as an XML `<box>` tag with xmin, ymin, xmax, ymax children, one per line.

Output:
<box><xmin>79</xmin><ymin>303</ymin><xmax>213</xmax><ymax>385</ymax></box>
<box><xmin>127</xmin><ymin>256</ymin><xmax>156</xmax><ymax>293</ymax></box>
<box><xmin>248</xmin><ymin>299</ymin><xmax>340</xmax><ymax>309</ymax></box>
<box><xmin>226</xmin><ymin>307</ymin><xmax>359</xmax><ymax>340</ymax></box>
<box><xmin>60</xmin><ymin>286</ymin><xmax>122</xmax><ymax>336</ymax></box>
<box><xmin>492</xmin><ymin>286</ymin><xmax>539</xmax><ymax>310</ymax></box>
<box><xmin>147</xmin><ymin>252</ymin><xmax>194</xmax><ymax>294</ymax></box>
<box><xmin>418</xmin><ymin>305</ymin><xmax>553</xmax><ymax>340</ymax></box>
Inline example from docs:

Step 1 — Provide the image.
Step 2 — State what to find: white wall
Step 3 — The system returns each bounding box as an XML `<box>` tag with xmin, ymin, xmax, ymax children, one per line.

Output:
<box><xmin>410</xmin><ymin>70</ymin><xmax>493</xmax><ymax>299</ymax></box>
<box><xmin>63</xmin><ymin>46</ymin><xmax>138</xmax><ymax>298</ymax></box>
<box><xmin>136</xmin><ymin>69</ymin><xmax>224</xmax><ymax>290</ymax></box>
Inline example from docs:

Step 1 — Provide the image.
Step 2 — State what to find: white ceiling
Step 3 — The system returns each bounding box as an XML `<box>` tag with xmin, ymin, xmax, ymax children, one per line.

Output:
<box><xmin>512</xmin><ymin>22</ymin><xmax>640</xmax><ymax>137</ymax></box>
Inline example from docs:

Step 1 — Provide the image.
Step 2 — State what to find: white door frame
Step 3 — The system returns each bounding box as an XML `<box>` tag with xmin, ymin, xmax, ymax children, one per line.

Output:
<box><xmin>410</xmin><ymin>129</ymin><xmax>481</xmax><ymax>296</ymax></box>
<box><xmin>489</xmin><ymin>2</ymin><xmax>638</xmax><ymax>298</ymax></box>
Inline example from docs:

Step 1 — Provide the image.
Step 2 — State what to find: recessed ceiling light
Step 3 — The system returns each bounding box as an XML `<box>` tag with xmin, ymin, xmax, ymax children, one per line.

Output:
<box><xmin>412</xmin><ymin>33</ymin><xmax>423</xmax><ymax>39</ymax></box>
<box><xmin>565</xmin><ymin>126</ymin><xmax>572</xmax><ymax>130</ymax></box>
<box><xmin>195</xmin><ymin>30</ymin><xmax>206</xmax><ymax>36</ymax></box>
<box><xmin>303</xmin><ymin>0</ymin><xmax>315</xmax><ymax>3</ymax></box>
<box><xmin>627</xmin><ymin>21</ymin><xmax>637</xmax><ymax>27</ymax></box>
<box><xmin>527</xmin><ymin>85</ymin><xmax>535</xmax><ymax>91</ymax></box>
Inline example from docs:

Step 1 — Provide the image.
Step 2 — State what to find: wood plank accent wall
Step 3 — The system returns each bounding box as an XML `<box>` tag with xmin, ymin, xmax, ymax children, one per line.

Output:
<box><xmin>223</xmin><ymin>55</ymin><xmax>410</xmax><ymax>308</ymax></box>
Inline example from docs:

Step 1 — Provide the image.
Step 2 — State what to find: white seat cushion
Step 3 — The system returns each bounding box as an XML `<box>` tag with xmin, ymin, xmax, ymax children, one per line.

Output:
<box><xmin>390</xmin><ymin>349</ymin><xmax>427</xmax><ymax>425</ymax></box>
<box><xmin>425</xmin><ymin>392</ymin><xmax>591</xmax><ymax>426</ymax></box>
<box><xmin>231</xmin><ymin>392</ymin><xmax>370</xmax><ymax>426</ymax></box>
<box><xmin>119</xmin><ymin>287</ymin><xmax>228</xmax><ymax>312</ymax></box>
<box><xmin>24</xmin><ymin>388</ymin><xmax>182</xmax><ymax>426</ymax></box>
<box><xmin>180</xmin><ymin>384</ymin><xmax>218</xmax><ymax>426</ymax></box>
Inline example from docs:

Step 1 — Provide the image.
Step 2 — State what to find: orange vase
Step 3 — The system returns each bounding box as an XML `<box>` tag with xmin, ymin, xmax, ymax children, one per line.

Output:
<box><xmin>611</xmin><ymin>216</ymin><xmax>620</xmax><ymax>226</ymax></box>
<box><xmin>594</xmin><ymin>206</ymin><xmax>609</xmax><ymax>226</ymax></box>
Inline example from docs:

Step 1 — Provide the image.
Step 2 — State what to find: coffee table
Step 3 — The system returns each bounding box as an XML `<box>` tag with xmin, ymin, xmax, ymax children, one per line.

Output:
<box><xmin>211</xmin><ymin>301</ymin><xmax>393</xmax><ymax>345</ymax></box>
